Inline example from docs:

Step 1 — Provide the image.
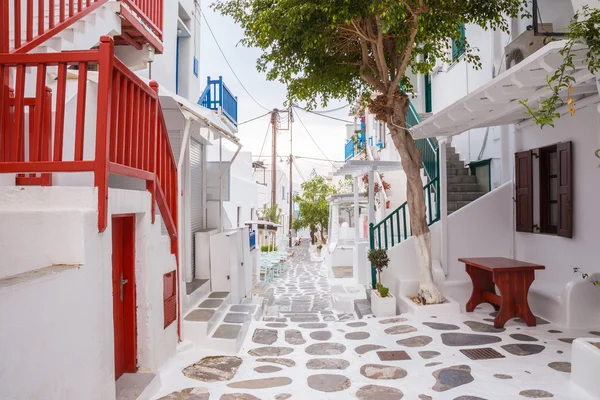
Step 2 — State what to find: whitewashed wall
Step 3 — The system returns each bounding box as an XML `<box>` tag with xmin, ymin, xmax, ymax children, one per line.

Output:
<box><xmin>0</xmin><ymin>187</ymin><xmax>177</xmax><ymax>399</ymax></box>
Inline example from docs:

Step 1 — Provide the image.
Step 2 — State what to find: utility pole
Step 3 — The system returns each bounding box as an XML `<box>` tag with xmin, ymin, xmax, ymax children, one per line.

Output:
<box><xmin>288</xmin><ymin>108</ymin><xmax>294</xmax><ymax>247</ymax></box>
<box><xmin>271</xmin><ymin>109</ymin><xmax>278</xmax><ymax>207</ymax></box>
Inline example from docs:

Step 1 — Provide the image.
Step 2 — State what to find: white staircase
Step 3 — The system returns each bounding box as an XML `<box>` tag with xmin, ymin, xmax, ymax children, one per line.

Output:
<box><xmin>183</xmin><ymin>291</ymin><xmax>264</xmax><ymax>354</ymax></box>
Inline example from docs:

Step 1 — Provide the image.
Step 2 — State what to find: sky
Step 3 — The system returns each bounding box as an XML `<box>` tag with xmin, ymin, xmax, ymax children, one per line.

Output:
<box><xmin>198</xmin><ymin>4</ymin><xmax>353</xmax><ymax>186</ymax></box>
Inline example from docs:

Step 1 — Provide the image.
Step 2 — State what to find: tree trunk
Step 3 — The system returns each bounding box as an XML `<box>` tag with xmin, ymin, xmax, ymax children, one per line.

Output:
<box><xmin>319</xmin><ymin>228</ymin><xmax>327</xmax><ymax>244</ymax></box>
<box><xmin>387</xmin><ymin>94</ymin><xmax>444</xmax><ymax>305</ymax></box>
<box><xmin>310</xmin><ymin>229</ymin><xmax>315</xmax><ymax>245</ymax></box>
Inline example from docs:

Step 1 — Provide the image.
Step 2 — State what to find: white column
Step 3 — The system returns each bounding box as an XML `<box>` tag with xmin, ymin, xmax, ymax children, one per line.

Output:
<box><xmin>438</xmin><ymin>138</ymin><xmax>449</xmax><ymax>276</ymax></box>
<box><xmin>368</xmin><ymin>170</ymin><xmax>375</xmax><ymax>225</ymax></box>
<box><xmin>500</xmin><ymin>125</ymin><xmax>510</xmax><ymax>184</ymax></box>
<box><xmin>353</xmin><ymin>176</ymin><xmax>360</xmax><ymax>242</ymax></box>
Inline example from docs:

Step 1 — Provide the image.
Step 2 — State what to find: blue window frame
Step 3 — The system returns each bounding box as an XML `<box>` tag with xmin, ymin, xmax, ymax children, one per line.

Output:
<box><xmin>193</xmin><ymin>57</ymin><xmax>199</xmax><ymax>77</ymax></box>
<box><xmin>451</xmin><ymin>24</ymin><xmax>466</xmax><ymax>62</ymax></box>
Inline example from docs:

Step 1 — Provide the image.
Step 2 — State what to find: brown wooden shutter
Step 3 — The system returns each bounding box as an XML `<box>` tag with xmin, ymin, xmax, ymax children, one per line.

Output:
<box><xmin>163</xmin><ymin>271</ymin><xmax>177</xmax><ymax>328</ymax></box>
<box><xmin>515</xmin><ymin>150</ymin><xmax>533</xmax><ymax>232</ymax></box>
<box><xmin>557</xmin><ymin>141</ymin><xmax>573</xmax><ymax>238</ymax></box>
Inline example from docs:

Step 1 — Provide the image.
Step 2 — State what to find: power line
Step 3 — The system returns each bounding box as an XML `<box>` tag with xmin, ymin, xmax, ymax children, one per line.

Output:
<box><xmin>294</xmin><ymin>105</ymin><xmax>353</xmax><ymax>123</ymax></box>
<box><xmin>295</xmin><ymin>155</ymin><xmax>345</xmax><ymax>163</ymax></box>
<box><xmin>255</xmin><ymin>118</ymin><xmax>272</xmax><ymax>163</ymax></box>
<box><xmin>305</xmin><ymin>104</ymin><xmax>350</xmax><ymax>114</ymax></box>
<box><xmin>239</xmin><ymin>112</ymin><xmax>271</xmax><ymax>126</ymax></box>
<box><xmin>293</xmin><ymin>110</ymin><xmax>337</xmax><ymax>168</ymax></box>
<box><xmin>200</xmin><ymin>10</ymin><xmax>271</xmax><ymax>111</ymax></box>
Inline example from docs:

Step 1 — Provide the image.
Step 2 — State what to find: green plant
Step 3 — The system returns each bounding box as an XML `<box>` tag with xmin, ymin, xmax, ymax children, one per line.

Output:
<box><xmin>261</xmin><ymin>245</ymin><xmax>278</xmax><ymax>252</ymax></box>
<box><xmin>574</xmin><ymin>267</ymin><xmax>600</xmax><ymax>287</ymax></box>
<box><xmin>368</xmin><ymin>248</ymin><xmax>390</xmax><ymax>298</ymax></box>
<box><xmin>522</xmin><ymin>6</ymin><xmax>600</xmax><ymax>130</ymax></box>
<box><xmin>317</xmin><ymin>244</ymin><xmax>323</xmax><ymax>250</ymax></box>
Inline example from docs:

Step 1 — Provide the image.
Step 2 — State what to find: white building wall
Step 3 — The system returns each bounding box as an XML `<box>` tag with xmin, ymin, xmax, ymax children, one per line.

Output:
<box><xmin>0</xmin><ymin>187</ymin><xmax>177</xmax><ymax>400</ymax></box>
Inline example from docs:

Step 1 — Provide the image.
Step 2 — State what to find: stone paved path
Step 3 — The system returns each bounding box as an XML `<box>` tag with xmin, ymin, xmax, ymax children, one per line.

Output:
<box><xmin>152</xmin><ymin>244</ymin><xmax>597</xmax><ymax>400</ymax></box>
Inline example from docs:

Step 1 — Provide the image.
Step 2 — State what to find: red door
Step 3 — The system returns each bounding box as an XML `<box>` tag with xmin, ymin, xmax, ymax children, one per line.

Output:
<box><xmin>112</xmin><ymin>215</ymin><xmax>137</xmax><ymax>380</ymax></box>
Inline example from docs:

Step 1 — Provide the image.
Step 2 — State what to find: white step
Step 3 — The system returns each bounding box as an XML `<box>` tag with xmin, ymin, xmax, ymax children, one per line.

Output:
<box><xmin>206</xmin><ymin>304</ymin><xmax>254</xmax><ymax>354</ymax></box>
<box><xmin>182</xmin><ymin>291</ymin><xmax>231</xmax><ymax>345</ymax></box>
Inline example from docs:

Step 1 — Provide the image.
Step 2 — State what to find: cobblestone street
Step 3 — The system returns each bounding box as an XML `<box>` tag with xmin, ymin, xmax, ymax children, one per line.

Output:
<box><xmin>153</xmin><ymin>245</ymin><xmax>598</xmax><ymax>400</ymax></box>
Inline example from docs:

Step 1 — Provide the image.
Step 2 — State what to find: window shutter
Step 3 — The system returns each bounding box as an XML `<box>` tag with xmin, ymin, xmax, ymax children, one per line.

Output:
<box><xmin>557</xmin><ymin>141</ymin><xmax>573</xmax><ymax>238</ymax></box>
<box><xmin>515</xmin><ymin>150</ymin><xmax>533</xmax><ymax>232</ymax></box>
<box><xmin>163</xmin><ymin>271</ymin><xmax>177</xmax><ymax>328</ymax></box>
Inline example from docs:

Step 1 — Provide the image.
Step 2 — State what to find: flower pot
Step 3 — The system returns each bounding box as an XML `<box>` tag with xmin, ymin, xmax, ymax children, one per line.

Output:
<box><xmin>572</xmin><ymin>338</ymin><xmax>600</xmax><ymax>399</ymax></box>
<box><xmin>371</xmin><ymin>289</ymin><xmax>396</xmax><ymax>318</ymax></box>
<box><xmin>386</xmin><ymin>200</ymin><xmax>391</xmax><ymax>209</ymax></box>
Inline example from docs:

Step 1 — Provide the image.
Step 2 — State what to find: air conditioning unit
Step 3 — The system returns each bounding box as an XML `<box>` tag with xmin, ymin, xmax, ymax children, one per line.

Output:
<box><xmin>504</xmin><ymin>23</ymin><xmax>553</xmax><ymax>71</ymax></box>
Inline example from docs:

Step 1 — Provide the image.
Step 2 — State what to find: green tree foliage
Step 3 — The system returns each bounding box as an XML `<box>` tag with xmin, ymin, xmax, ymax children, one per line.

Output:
<box><xmin>368</xmin><ymin>248</ymin><xmax>391</xmax><ymax>297</ymax></box>
<box><xmin>292</xmin><ymin>171</ymin><xmax>333</xmax><ymax>244</ymax></box>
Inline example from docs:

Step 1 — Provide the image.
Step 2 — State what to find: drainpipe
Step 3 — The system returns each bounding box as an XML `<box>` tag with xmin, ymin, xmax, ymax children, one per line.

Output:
<box><xmin>438</xmin><ymin>137</ymin><xmax>449</xmax><ymax>276</ymax></box>
<box><xmin>178</xmin><ymin>119</ymin><xmax>192</xmax><ymax>283</ymax></box>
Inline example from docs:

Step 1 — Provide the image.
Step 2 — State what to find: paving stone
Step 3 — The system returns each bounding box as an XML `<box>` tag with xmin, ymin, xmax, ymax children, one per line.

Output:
<box><xmin>591</xmin><ymin>331</ymin><xmax>600</xmax><ymax>336</ymax></box>
<box><xmin>384</xmin><ymin>325</ymin><xmax>417</xmax><ymax>335</ymax></box>
<box><xmin>209</xmin><ymin>292</ymin><xmax>229</xmax><ymax>299</ymax></box>
<box><xmin>360</xmin><ymin>364</ymin><xmax>407</xmax><ymax>379</ymax></box>
<box><xmin>432</xmin><ymin>365</ymin><xmax>474</xmax><ymax>392</ymax></box>
<box><xmin>519</xmin><ymin>389</ymin><xmax>554</xmax><ymax>398</ymax></box>
<box><xmin>213</xmin><ymin>324</ymin><xmax>242</xmax><ymax>339</ymax></box>
<box><xmin>558</xmin><ymin>338</ymin><xmax>574</xmax><ymax>344</ymax></box>
<box><xmin>310</xmin><ymin>331</ymin><xmax>332</xmax><ymax>341</ymax></box>
<box><xmin>306</xmin><ymin>358</ymin><xmax>350</xmax><ymax>370</ymax></box>
<box><xmin>548</xmin><ymin>330</ymin><xmax>562</xmax><ymax>334</ymax></box>
<box><xmin>379</xmin><ymin>317</ymin><xmax>408</xmax><ymax>324</ymax></box>
<box><xmin>159</xmin><ymin>387</ymin><xmax>210</xmax><ymax>399</ymax></box>
<box><xmin>548</xmin><ymin>362</ymin><xmax>571</xmax><ymax>373</ymax></box>
<box><xmin>185</xmin><ymin>309</ymin><xmax>215</xmax><ymax>322</ymax></box>
<box><xmin>264</xmin><ymin>317</ymin><xmax>287</xmax><ymax>323</ymax></box>
<box><xmin>183</xmin><ymin>356</ymin><xmax>243</xmax><ymax>382</ymax></box>
<box><xmin>441</xmin><ymin>333</ymin><xmax>502</xmax><ymax>347</ymax></box>
<box><xmin>423</xmin><ymin>322</ymin><xmax>460</xmax><ymax>330</ymax></box>
<box><xmin>230</xmin><ymin>305</ymin><xmax>252</xmax><ymax>313</ymax></box>
<box><xmin>265</xmin><ymin>323</ymin><xmax>288</xmax><ymax>328</ymax></box>
<box><xmin>356</xmin><ymin>384</ymin><xmax>404</xmax><ymax>399</ymax></box>
<box><xmin>298</xmin><ymin>322</ymin><xmax>328</xmax><ymax>329</ymax></box>
<box><xmin>347</xmin><ymin>322</ymin><xmax>368</xmax><ymax>327</ymax></box>
<box><xmin>419</xmin><ymin>351</ymin><xmax>441</xmax><ymax>359</ymax></box>
<box><xmin>323</xmin><ymin>315</ymin><xmax>336</xmax><ymax>321</ymax></box>
<box><xmin>515</xmin><ymin>317</ymin><xmax>549</xmax><ymax>325</ymax></box>
<box><xmin>377</xmin><ymin>350</ymin><xmax>411</xmax><ymax>361</ymax></box>
<box><xmin>494</xmin><ymin>374</ymin><xmax>513</xmax><ymax>379</ymax></box>
<box><xmin>285</xmin><ymin>329</ymin><xmax>306</xmax><ymax>345</ymax></box>
<box><xmin>396</xmin><ymin>335</ymin><xmax>433</xmax><ymax>347</ymax></box>
<box><xmin>254</xmin><ymin>365</ymin><xmax>282</xmax><ymax>373</ymax></box>
<box><xmin>355</xmin><ymin>344</ymin><xmax>386</xmax><ymax>355</ymax></box>
<box><xmin>227</xmin><ymin>377</ymin><xmax>292</xmax><ymax>389</ymax></box>
<box><xmin>345</xmin><ymin>331</ymin><xmax>370</xmax><ymax>340</ymax></box>
<box><xmin>220</xmin><ymin>394</ymin><xmax>260</xmax><ymax>400</ymax></box>
<box><xmin>290</xmin><ymin>315</ymin><xmax>320</xmax><ymax>322</ymax></box>
<box><xmin>557</xmin><ymin>350</ymin><xmax>564</xmax><ymax>354</ymax></box>
<box><xmin>199</xmin><ymin>299</ymin><xmax>223</xmax><ymax>308</ymax></box>
<box><xmin>426</xmin><ymin>362</ymin><xmax>443</xmax><ymax>367</ymax></box>
<box><xmin>501</xmin><ymin>344</ymin><xmax>545</xmax><ymax>356</ymax></box>
<box><xmin>337</xmin><ymin>313</ymin><xmax>355</xmax><ymax>321</ymax></box>
<box><xmin>307</xmin><ymin>374</ymin><xmax>351</xmax><ymax>392</ymax></box>
<box><xmin>453</xmin><ymin>396</ymin><xmax>488</xmax><ymax>400</ymax></box>
<box><xmin>248</xmin><ymin>347</ymin><xmax>294</xmax><ymax>357</ymax></box>
<box><xmin>224</xmin><ymin>313</ymin><xmax>247</xmax><ymax>324</ymax></box>
<box><xmin>509</xmin><ymin>333</ymin><xmax>538</xmax><ymax>342</ymax></box>
<box><xmin>306</xmin><ymin>342</ymin><xmax>346</xmax><ymax>355</ymax></box>
<box><xmin>274</xmin><ymin>394</ymin><xmax>292</xmax><ymax>400</ymax></box>
<box><xmin>464</xmin><ymin>321</ymin><xmax>505</xmax><ymax>333</ymax></box>
<box><xmin>418</xmin><ymin>395</ymin><xmax>432</xmax><ymax>400</ymax></box>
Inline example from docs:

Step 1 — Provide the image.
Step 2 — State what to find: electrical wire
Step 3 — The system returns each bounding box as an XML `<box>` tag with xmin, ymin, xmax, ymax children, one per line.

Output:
<box><xmin>293</xmin><ymin>110</ymin><xmax>337</xmax><ymax>168</ymax></box>
<box><xmin>293</xmin><ymin>105</ymin><xmax>353</xmax><ymax>123</ymax></box>
<box><xmin>200</xmin><ymin>9</ymin><xmax>271</xmax><ymax>111</ymax></box>
<box><xmin>255</xmin><ymin>119</ymin><xmax>272</xmax><ymax>163</ymax></box>
<box><xmin>294</xmin><ymin>155</ymin><xmax>345</xmax><ymax>163</ymax></box>
<box><xmin>303</xmin><ymin>103</ymin><xmax>350</xmax><ymax>114</ymax></box>
<box><xmin>239</xmin><ymin>112</ymin><xmax>271</xmax><ymax>126</ymax></box>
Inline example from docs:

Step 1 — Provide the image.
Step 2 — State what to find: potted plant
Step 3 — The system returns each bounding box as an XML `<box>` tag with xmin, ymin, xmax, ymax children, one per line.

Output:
<box><xmin>368</xmin><ymin>248</ymin><xmax>396</xmax><ymax>317</ymax></box>
<box><xmin>316</xmin><ymin>244</ymin><xmax>323</xmax><ymax>254</ymax></box>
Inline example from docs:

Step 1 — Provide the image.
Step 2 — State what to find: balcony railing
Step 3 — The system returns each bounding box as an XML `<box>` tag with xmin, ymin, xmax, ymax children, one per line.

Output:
<box><xmin>344</xmin><ymin>132</ymin><xmax>365</xmax><ymax>162</ymax></box>
<box><xmin>199</xmin><ymin>76</ymin><xmax>238</xmax><ymax>127</ymax></box>
<box><xmin>0</xmin><ymin>0</ymin><xmax>163</xmax><ymax>54</ymax></box>
<box><xmin>0</xmin><ymin>37</ymin><xmax>177</xmax><ymax>251</ymax></box>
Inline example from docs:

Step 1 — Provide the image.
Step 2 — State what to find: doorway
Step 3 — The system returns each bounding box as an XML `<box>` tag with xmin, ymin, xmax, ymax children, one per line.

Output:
<box><xmin>112</xmin><ymin>215</ymin><xmax>137</xmax><ymax>380</ymax></box>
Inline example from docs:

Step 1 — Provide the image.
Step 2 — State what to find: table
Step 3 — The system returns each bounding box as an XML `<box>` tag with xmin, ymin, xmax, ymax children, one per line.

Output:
<box><xmin>458</xmin><ymin>257</ymin><xmax>545</xmax><ymax>328</ymax></box>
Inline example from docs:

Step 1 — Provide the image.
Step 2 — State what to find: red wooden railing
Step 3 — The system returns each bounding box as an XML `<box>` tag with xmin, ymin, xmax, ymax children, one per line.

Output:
<box><xmin>0</xmin><ymin>0</ymin><xmax>164</xmax><ymax>54</ymax></box>
<box><xmin>121</xmin><ymin>0</ymin><xmax>163</xmax><ymax>40</ymax></box>
<box><xmin>0</xmin><ymin>37</ymin><xmax>177</xmax><ymax>248</ymax></box>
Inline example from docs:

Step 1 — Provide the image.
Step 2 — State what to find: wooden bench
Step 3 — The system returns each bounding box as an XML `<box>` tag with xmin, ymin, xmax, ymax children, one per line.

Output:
<box><xmin>458</xmin><ymin>257</ymin><xmax>545</xmax><ymax>328</ymax></box>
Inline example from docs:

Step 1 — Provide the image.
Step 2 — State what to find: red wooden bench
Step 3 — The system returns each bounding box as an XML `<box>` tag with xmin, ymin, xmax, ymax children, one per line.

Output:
<box><xmin>458</xmin><ymin>257</ymin><xmax>545</xmax><ymax>328</ymax></box>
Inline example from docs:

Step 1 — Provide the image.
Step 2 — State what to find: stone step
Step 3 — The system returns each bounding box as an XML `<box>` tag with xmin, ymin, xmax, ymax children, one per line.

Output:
<box><xmin>447</xmin><ymin>167</ymin><xmax>469</xmax><ymax>176</ymax></box>
<box><xmin>354</xmin><ymin>298</ymin><xmax>373</xmax><ymax>319</ymax></box>
<box><xmin>447</xmin><ymin>160</ymin><xmax>466</xmax><ymax>169</ymax></box>
<box><xmin>447</xmin><ymin>174</ymin><xmax>477</xmax><ymax>184</ymax></box>
<box><xmin>447</xmin><ymin>183</ymin><xmax>481</xmax><ymax>192</ymax></box>
<box><xmin>446</xmin><ymin>152</ymin><xmax>460</xmax><ymax>162</ymax></box>
<box><xmin>447</xmin><ymin>192</ymin><xmax>485</xmax><ymax>202</ymax></box>
<box><xmin>182</xmin><ymin>291</ymin><xmax>231</xmax><ymax>345</ymax></box>
<box><xmin>448</xmin><ymin>201</ymin><xmax>472</xmax><ymax>212</ymax></box>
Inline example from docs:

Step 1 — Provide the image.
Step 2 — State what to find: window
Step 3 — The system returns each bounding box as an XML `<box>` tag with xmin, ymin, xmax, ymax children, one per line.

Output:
<box><xmin>451</xmin><ymin>24</ymin><xmax>466</xmax><ymax>62</ymax></box>
<box><xmin>515</xmin><ymin>141</ymin><xmax>572</xmax><ymax>238</ymax></box>
<box><xmin>163</xmin><ymin>271</ymin><xmax>177</xmax><ymax>328</ymax></box>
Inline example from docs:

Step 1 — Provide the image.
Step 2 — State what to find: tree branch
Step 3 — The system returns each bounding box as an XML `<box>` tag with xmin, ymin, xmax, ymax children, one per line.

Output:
<box><xmin>375</xmin><ymin>16</ymin><xmax>389</xmax><ymax>85</ymax></box>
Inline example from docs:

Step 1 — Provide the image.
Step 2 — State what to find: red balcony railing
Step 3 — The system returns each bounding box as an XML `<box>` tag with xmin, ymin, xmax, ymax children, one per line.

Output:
<box><xmin>0</xmin><ymin>0</ymin><xmax>164</xmax><ymax>54</ymax></box>
<box><xmin>0</xmin><ymin>36</ymin><xmax>177</xmax><ymax>249</ymax></box>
